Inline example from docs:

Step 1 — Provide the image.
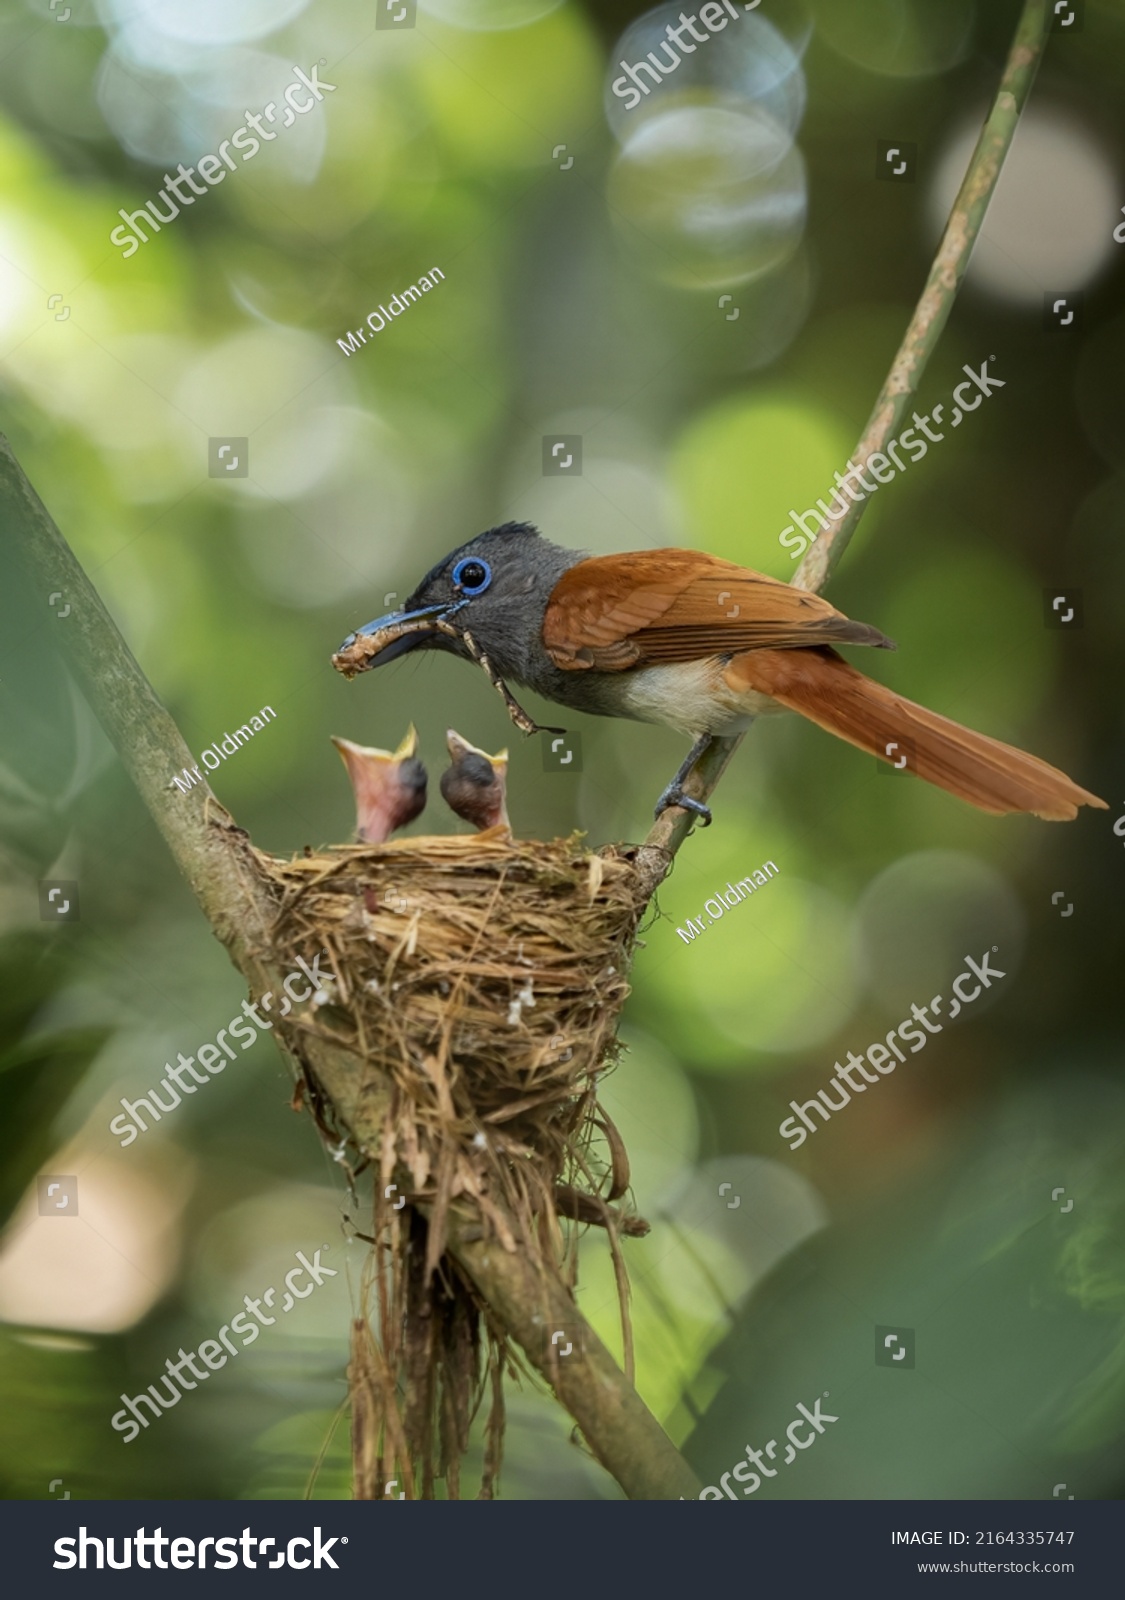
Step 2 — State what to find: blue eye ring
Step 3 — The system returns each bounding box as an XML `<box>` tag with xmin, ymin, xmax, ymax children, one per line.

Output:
<box><xmin>451</xmin><ymin>556</ymin><xmax>492</xmax><ymax>596</ymax></box>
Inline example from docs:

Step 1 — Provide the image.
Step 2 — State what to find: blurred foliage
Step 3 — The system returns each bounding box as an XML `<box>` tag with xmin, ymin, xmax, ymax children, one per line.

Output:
<box><xmin>0</xmin><ymin>934</ymin><xmax>108</xmax><ymax>1229</ymax></box>
<box><xmin>688</xmin><ymin>1080</ymin><xmax>1125</xmax><ymax>1496</ymax></box>
<box><xmin>0</xmin><ymin>0</ymin><xmax>1123</xmax><ymax>1501</ymax></box>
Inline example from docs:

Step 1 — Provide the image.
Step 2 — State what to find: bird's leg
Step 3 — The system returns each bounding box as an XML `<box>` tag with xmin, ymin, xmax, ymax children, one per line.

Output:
<box><xmin>448</xmin><ymin>623</ymin><xmax>565</xmax><ymax>736</ymax></box>
<box><xmin>654</xmin><ymin>734</ymin><xmax>716</xmax><ymax>825</ymax></box>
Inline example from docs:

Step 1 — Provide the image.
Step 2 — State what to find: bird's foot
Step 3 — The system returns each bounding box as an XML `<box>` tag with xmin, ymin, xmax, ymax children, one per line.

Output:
<box><xmin>653</xmin><ymin>785</ymin><xmax>713</xmax><ymax>826</ymax></box>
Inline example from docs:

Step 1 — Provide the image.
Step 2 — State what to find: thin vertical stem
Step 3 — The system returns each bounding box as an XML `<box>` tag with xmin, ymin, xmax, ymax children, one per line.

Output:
<box><xmin>635</xmin><ymin>0</ymin><xmax>1053</xmax><ymax>892</ymax></box>
<box><xmin>793</xmin><ymin>0</ymin><xmax>1052</xmax><ymax>594</ymax></box>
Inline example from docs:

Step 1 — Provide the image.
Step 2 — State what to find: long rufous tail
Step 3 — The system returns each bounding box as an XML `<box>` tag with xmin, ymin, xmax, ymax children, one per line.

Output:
<box><xmin>732</xmin><ymin>647</ymin><xmax>1107</xmax><ymax>821</ymax></box>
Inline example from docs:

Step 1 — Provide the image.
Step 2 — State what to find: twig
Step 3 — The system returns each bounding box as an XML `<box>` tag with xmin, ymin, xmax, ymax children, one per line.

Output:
<box><xmin>633</xmin><ymin>0</ymin><xmax>1053</xmax><ymax>901</ymax></box>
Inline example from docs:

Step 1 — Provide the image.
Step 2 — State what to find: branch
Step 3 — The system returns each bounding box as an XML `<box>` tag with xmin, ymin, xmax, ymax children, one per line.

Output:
<box><xmin>449</xmin><ymin>1219</ymin><xmax>700</xmax><ymax>1499</ymax></box>
<box><xmin>793</xmin><ymin>0</ymin><xmax>1051</xmax><ymax>594</ymax></box>
<box><xmin>633</xmin><ymin>0</ymin><xmax>1053</xmax><ymax>900</ymax></box>
<box><xmin>0</xmin><ymin>438</ymin><xmax>262</xmax><ymax>951</ymax></box>
<box><xmin>1</xmin><ymin>436</ymin><xmax>699</xmax><ymax>1499</ymax></box>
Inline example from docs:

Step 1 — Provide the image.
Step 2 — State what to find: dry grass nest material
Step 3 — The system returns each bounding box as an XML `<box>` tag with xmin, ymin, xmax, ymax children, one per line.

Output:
<box><xmin>248</xmin><ymin>827</ymin><xmax>656</xmax><ymax>1496</ymax></box>
<box><xmin>252</xmin><ymin>829</ymin><xmax>651</xmax><ymax>1253</ymax></box>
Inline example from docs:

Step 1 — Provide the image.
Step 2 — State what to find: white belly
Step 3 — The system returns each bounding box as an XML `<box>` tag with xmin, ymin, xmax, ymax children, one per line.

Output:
<box><xmin>616</xmin><ymin>660</ymin><xmax>786</xmax><ymax>738</ymax></box>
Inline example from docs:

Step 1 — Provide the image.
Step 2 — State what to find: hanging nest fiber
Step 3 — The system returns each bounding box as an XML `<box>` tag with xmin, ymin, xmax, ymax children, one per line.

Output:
<box><xmin>249</xmin><ymin>828</ymin><xmax>652</xmax><ymax>1498</ymax></box>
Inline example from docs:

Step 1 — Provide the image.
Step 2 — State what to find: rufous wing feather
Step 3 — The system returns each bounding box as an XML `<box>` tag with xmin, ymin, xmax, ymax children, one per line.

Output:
<box><xmin>542</xmin><ymin>549</ymin><xmax>893</xmax><ymax>671</ymax></box>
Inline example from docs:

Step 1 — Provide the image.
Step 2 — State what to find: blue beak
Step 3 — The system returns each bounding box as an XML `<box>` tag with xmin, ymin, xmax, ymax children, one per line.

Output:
<box><xmin>333</xmin><ymin>600</ymin><xmax>457</xmax><ymax>675</ymax></box>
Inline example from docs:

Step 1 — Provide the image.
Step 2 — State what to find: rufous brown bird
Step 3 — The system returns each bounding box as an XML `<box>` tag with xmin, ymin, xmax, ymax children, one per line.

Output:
<box><xmin>439</xmin><ymin>728</ymin><xmax>510</xmax><ymax>833</ymax></box>
<box><xmin>332</xmin><ymin>725</ymin><xmax>427</xmax><ymax>842</ymax></box>
<box><xmin>331</xmin><ymin>524</ymin><xmax>1106</xmax><ymax>825</ymax></box>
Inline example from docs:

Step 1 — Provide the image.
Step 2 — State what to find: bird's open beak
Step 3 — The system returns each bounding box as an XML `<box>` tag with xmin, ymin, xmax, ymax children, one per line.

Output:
<box><xmin>331</xmin><ymin>726</ymin><xmax>423</xmax><ymax>842</ymax></box>
<box><xmin>331</xmin><ymin>602</ymin><xmax>451</xmax><ymax>679</ymax></box>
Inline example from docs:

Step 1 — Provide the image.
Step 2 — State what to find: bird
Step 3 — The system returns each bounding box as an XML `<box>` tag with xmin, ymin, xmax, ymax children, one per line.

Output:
<box><xmin>439</xmin><ymin>728</ymin><xmax>510</xmax><ymax>833</ymax></box>
<box><xmin>331</xmin><ymin>725</ymin><xmax>427</xmax><ymax>842</ymax></box>
<box><xmin>331</xmin><ymin>522</ymin><xmax>1106</xmax><ymax>825</ymax></box>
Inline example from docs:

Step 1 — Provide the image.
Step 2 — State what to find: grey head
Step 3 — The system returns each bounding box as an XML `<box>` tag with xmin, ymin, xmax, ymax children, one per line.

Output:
<box><xmin>333</xmin><ymin>522</ymin><xmax>583</xmax><ymax>688</ymax></box>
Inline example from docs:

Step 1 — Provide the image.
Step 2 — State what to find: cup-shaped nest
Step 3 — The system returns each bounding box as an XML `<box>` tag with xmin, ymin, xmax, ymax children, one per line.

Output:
<box><xmin>252</xmin><ymin>831</ymin><xmax>648</xmax><ymax>1250</ymax></box>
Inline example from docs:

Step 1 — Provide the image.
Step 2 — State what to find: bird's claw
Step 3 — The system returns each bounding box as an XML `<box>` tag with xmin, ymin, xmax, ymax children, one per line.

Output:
<box><xmin>654</xmin><ymin>787</ymin><xmax>713</xmax><ymax>826</ymax></box>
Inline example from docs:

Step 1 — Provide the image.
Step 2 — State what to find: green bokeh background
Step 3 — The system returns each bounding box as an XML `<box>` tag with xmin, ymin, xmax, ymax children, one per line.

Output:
<box><xmin>0</xmin><ymin>0</ymin><xmax>1123</xmax><ymax>1500</ymax></box>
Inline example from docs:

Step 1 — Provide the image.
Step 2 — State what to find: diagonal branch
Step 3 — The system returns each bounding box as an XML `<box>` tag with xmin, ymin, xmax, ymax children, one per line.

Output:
<box><xmin>0</xmin><ymin>439</ymin><xmax>267</xmax><ymax>950</ymax></box>
<box><xmin>632</xmin><ymin>0</ymin><xmax>1053</xmax><ymax>901</ymax></box>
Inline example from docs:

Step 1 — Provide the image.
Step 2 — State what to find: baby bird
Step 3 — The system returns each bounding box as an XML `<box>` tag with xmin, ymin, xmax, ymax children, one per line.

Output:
<box><xmin>439</xmin><ymin>729</ymin><xmax>510</xmax><ymax>833</ymax></box>
<box><xmin>332</xmin><ymin>725</ymin><xmax>427</xmax><ymax>843</ymax></box>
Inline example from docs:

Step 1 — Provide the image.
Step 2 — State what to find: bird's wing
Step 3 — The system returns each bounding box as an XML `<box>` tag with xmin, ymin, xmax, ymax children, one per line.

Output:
<box><xmin>541</xmin><ymin>549</ymin><xmax>892</xmax><ymax>671</ymax></box>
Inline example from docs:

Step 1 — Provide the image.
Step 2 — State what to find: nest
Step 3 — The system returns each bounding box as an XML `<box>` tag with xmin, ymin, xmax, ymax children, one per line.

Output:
<box><xmin>249</xmin><ymin>828</ymin><xmax>651</xmax><ymax>1497</ymax></box>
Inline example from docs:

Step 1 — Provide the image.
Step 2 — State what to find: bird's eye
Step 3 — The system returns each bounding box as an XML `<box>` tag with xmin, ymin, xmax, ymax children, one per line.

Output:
<box><xmin>451</xmin><ymin>557</ymin><xmax>491</xmax><ymax>596</ymax></box>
